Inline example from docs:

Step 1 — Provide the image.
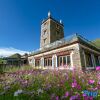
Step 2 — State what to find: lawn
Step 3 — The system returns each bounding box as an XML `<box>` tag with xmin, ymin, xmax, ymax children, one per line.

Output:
<box><xmin>0</xmin><ymin>66</ymin><xmax>100</xmax><ymax>100</ymax></box>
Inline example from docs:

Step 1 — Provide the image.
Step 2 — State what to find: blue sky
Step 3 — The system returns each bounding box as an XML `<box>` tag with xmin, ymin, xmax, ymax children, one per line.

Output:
<box><xmin>0</xmin><ymin>0</ymin><xmax>100</xmax><ymax>56</ymax></box>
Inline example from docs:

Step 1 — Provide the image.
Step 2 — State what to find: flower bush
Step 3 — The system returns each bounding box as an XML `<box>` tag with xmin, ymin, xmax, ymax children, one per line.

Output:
<box><xmin>0</xmin><ymin>66</ymin><xmax>100</xmax><ymax>100</ymax></box>
<box><xmin>96</xmin><ymin>66</ymin><xmax>100</xmax><ymax>71</ymax></box>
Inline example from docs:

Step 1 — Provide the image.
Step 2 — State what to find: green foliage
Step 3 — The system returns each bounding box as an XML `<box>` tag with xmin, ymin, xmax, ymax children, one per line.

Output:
<box><xmin>3</xmin><ymin>65</ymin><xmax>33</xmax><ymax>73</ymax></box>
<box><xmin>9</xmin><ymin>53</ymin><xmax>21</xmax><ymax>59</ymax></box>
<box><xmin>92</xmin><ymin>39</ymin><xmax>100</xmax><ymax>48</ymax></box>
<box><xmin>0</xmin><ymin>59</ymin><xmax>3</xmax><ymax>64</ymax></box>
<box><xmin>0</xmin><ymin>59</ymin><xmax>7</xmax><ymax>64</ymax></box>
<box><xmin>0</xmin><ymin>59</ymin><xmax>7</xmax><ymax>73</ymax></box>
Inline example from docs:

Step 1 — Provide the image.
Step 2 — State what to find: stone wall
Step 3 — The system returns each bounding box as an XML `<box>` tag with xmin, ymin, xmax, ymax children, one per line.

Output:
<box><xmin>40</xmin><ymin>19</ymin><xmax>50</xmax><ymax>48</ymax></box>
<box><xmin>28</xmin><ymin>43</ymin><xmax>82</xmax><ymax>69</ymax></box>
<box><xmin>40</xmin><ymin>18</ymin><xmax>64</xmax><ymax>49</ymax></box>
<box><xmin>50</xmin><ymin>19</ymin><xmax>64</xmax><ymax>43</ymax></box>
<box><xmin>72</xmin><ymin>47</ymin><xmax>82</xmax><ymax>70</ymax></box>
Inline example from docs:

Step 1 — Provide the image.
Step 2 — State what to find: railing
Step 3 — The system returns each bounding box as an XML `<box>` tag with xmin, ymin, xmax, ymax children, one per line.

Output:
<box><xmin>30</xmin><ymin>33</ymin><xmax>100</xmax><ymax>55</ymax></box>
<box><xmin>77</xmin><ymin>34</ymin><xmax>100</xmax><ymax>50</ymax></box>
<box><xmin>42</xmin><ymin>34</ymin><xmax>78</xmax><ymax>49</ymax></box>
<box><xmin>30</xmin><ymin>34</ymin><xmax>78</xmax><ymax>55</ymax></box>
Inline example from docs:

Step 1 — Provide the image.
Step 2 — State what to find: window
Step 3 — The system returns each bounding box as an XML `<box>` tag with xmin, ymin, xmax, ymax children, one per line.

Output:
<box><xmin>45</xmin><ymin>59</ymin><xmax>47</xmax><ymax>66</ymax></box>
<box><xmin>56</xmin><ymin>31</ymin><xmax>60</xmax><ymax>35</ymax></box>
<box><xmin>29</xmin><ymin>59</ymin><xmax>32</xmax><ymax>62</ymax></box>
<box><xmin>58</xmin><ymin>55</ymin><xmax>70</xmax><ymax>67</ymax></box>
<box><xmin>63</xmin><ymin>57</ymin><xmax>66</xmax><ymax>65</ymax></box>
<box><xmin>67</xmin><ymin>56</ymin><xmax>70</xmax><ymax>65</ymax></box>
<box><xmin>94</xmin><ymin>55</ymin><xmax>100</xmax><ymax>66</ymax></box>
<box><xmin>44</xmin><ymin>58</ymin><xmax>52</xmax><ymax>67</ymax></box>
<box><xmin>44</xmin><ymin>22</ymin><xmax>47</xmax><ymax>26</ymax></box>
<box><xmin>56</xmin><ymin>24</ymin><xmax>60</xmax><ymax>29</ymax></box>
<box><xmin>35</xmin><ymin>60</ymin><xmax>40</xmax><ymax>66</ymax></box>
<box><xmin>85</xmin><ymin>53</ymin><xmax>93</xmax><ymax>67</ymax></box>
<box><xmin>48</xmin><ymin>58</ymin><xmax>52</xmax><ymax>66</ymax></box>
<box><xmin>44</xmin><ymin>29</ymin><xmax>47</xmax><ymax>35</ymax></box>
<box><xmin>44</xmin><ymin>38</ymin><xmax>47</xmax><ymax>44</ymax></box>
<box><xmin>60</xmin><ymin>57</ymin><xmax>62</xmax><ymax>66</ymax></box>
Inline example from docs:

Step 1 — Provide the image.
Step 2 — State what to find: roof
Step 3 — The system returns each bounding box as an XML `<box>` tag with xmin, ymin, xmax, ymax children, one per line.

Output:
<box><xmin>29</xmin><ymin>34</ymin><xmax>100</xmax><ymax>57</ymax></box>
<box><xmin>77</xmin><ymin>34</ymin><xmax>100</xmax><ymax>52</ymax></box>
<box><xmin>42</xmin><ymin>16</ymin><xmax>64</xmax><ymax>26</ymax></box>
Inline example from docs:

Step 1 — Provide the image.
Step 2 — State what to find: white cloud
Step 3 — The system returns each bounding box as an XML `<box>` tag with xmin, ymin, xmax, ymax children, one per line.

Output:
<box><xmin>0</xmin><ymin>47</ymin><xmax>29</xmax><ymax>57</ymax></box>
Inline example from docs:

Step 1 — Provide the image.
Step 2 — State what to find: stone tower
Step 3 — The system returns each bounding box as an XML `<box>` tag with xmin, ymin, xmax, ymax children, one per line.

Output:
<box><xmin>40</xmin><ymin>12</ymin><xmax>64</xmax><ymax>49</ymax></box>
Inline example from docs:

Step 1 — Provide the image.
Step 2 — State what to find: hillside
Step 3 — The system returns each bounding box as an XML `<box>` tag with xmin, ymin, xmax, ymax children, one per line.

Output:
<box><xmin>92</xmin><ymin>39</ymin><xmax>100</xmax><ymax>48</ymax></box>
<box><xmin>9</xmin><ymin>53</ymin><xmax>21</xmax><ymax>58</ymax></box>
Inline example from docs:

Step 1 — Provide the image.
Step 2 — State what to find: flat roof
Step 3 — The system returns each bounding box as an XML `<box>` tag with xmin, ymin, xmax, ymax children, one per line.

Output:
<box><xmin>29</xmin><ymin>34</ymin><xmax>100</xmax><ymax>57</ymax></box>
<box><xmin>42</xmin><ymin>16</ymin><xmax>64</xmax><ymax>26</ymax></box>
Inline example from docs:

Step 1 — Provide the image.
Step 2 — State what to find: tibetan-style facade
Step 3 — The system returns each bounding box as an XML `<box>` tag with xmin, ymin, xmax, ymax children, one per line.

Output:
<box><xmin>28</xmin><ymin>12</ymin><xmax>100</xmax><ymax>70</ymax></box>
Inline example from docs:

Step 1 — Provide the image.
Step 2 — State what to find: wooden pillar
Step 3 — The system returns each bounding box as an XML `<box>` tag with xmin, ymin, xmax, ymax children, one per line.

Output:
<box><xmin>98</xmin><ymin>56</ymin><xmax>100</xmax><ymax>65</ymax></box>
<box><xmin>52</xmin><ymin>54</ymin><xmax>57</xmax><ymax>68</ymax></box>
<box><xmin>32</xmin><ymin>57</ymin><xmax>35</xmax><ymax>67</ymax></box>
<box><xmin>55</xmin><ymin>55</ymin><xmax>57</xmax><ymax>67</ymax></box>
<box><xmin>40</xmin><ymin>57</ymin><xmax>44</xmax><ymax>67</ymax></box>
<box><xmin>91</xmin><ymin>54</ymin><xmax>96</xmax><ymax>68</ymax></box>
<box><xmin>52</xmin><ymin>55</ymin><xmax>54</xmax><ymax>68</ymax></box>
<box><xmin>83</xmin><ymin>50</ymin><xmax>86</xmax><ymax>68</ymax></box>
<box><xmin>70</xmin><ymin>51</ymin><xmax>74</xmax><ymax>68</ymax></box>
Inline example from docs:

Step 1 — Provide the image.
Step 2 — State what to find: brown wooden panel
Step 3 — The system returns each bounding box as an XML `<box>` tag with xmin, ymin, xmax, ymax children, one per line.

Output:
<box><xmin>56</xmin><ymin>51</ymin><xmax>70</xmax><ymax>56</ymax></box>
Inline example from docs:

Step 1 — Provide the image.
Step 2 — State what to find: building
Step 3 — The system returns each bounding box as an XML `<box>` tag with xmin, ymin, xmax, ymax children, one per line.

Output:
<box><xmin>3</xmin><ymin>53</ymin><xmax>28</xmax><ymax>67</ymax></box>
<box><xmin>28</xmin><ymin>12</ymin><xmax>100</xmax><ymax>70</ymax></box>
<box><xmin>40</xmin><ymin>11</ymin><xmax>64</xmax><ymax>48</ymax></box>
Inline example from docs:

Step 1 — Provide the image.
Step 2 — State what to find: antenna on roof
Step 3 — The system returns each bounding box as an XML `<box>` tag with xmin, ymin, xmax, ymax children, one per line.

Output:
<box><xmin>42</xmin><ymin>19</ymin><xmax>45</xmax><ymax>23</ymax></box>
<box><xmin>48</xmin><ymin>11</ymin><xmax>51</xmax><ymax>17</ymax></box>
<box><xmin>60</xmin><ymin>19</ymin><xmax>62</xmax><ymax>24</ymax></box>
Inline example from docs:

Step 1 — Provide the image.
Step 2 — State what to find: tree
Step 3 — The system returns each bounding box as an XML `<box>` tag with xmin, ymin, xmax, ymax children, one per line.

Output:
<box><xmin>92</xmin><ymin>39</ymin><xmax>100</xmax><ymax>48</ymax></box>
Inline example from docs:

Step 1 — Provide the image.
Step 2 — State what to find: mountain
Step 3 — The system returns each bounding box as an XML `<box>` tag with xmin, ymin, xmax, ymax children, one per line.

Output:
<box><xmin>0</xmin><ymin>47</ymin><xmax>29</xmax><ymax>57</ymax></box>
<box><xmin>92</xmin><ymin>39</ymin><xmax>100</xmax><ymax>48</ymax></box>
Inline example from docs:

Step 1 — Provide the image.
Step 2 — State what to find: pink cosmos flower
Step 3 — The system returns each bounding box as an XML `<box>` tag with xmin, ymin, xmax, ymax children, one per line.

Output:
<box><xmin>65</xmin><ymin>91</ymin><xmax>69</xmax><ymax>97</ymax></box>
<box><xmin>70</xmin><ymin>94</ymin><xmax>80</xmax><ymax>100</ymax></box>
<box><xmin>96</xmin><ymin>66</ymin><xmax>100</xmax><ymax>71</ymax></box>
<box><xmin>88</xmin><ymin>79</ymin><xmax>95</xmax><ymax>84</ymax></box>
<box><xmin>56</xmin><ymin>96</ymin><xmax>59</xmax><ymax>100</ymax></box>
<box><xmin>98</xmin><ymin>81</ymin><xmax>100</xmax><ymax>85</ymax></box>
<box><xmin>83</xmin><ymin>93</ymin><xmax>87</xmax><ymax>97</ymax></box>
<box><xmin>77</xmin><ymin>84</ymin><xmax>81</xmax><ymax>90</ymax></box>
<box><xmin>87</xmin><ymin>96</ymin><xmax>93</xmax><ymax>100</ymax></box>
<box><xmin>72</xmin><ymin>82</ymin><xmax>77</xmax><ymax>88</ymax></box>
<box><xmin>92</xmin><ymin>87</ymin><xmax>98</xmax><ymax>91</ymax></box>
<box><xmin>84</xmin><ymin>96</ymin><xmax>93</xmax><ymax>100</ymax></box>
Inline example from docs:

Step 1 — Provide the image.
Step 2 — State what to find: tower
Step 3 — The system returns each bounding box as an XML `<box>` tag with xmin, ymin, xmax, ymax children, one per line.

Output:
<box><xmin>40</xmin><ymin>12</ymin><xmax>64</xmax><ymax>49</ymax></box>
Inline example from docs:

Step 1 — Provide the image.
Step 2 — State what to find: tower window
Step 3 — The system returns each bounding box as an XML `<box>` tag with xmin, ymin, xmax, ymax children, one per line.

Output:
<box><xmin>44</xmin><ymin>29</ymin><xmax>47</xmax><ymax>35</ymax></box>
<box><xmin>56</xmin><ymin>31</ymin><xmax>60</xmax><ymax>35</ymax></box>
<box><xmin>44</xmin><ymin>22</ymin><xmax>47</xmax><ymax>26</ymax></box>
<box><xmin>56</xmin><ymin>24</ymin><xmax>60</xmax><ymax>29</ymax></box>
<box><xmin>44</xmin><ymin>38</ymin><xmax>47</xmax><ymax>44</ymax></box>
